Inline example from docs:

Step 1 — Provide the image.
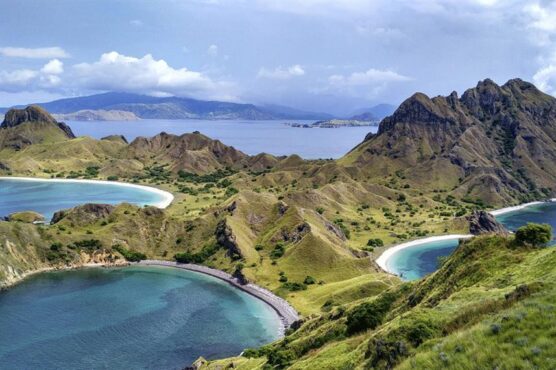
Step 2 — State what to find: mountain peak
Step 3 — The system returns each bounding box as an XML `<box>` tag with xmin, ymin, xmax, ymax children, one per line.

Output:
<box><xmin>1</xmin><ymin>105</ymin><xmax>57</xmax><ymax>128</ymax></box>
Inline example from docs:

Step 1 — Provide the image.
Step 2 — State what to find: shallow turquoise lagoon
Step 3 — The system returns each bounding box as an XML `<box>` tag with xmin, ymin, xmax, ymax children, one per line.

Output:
<box><xmin>387</xmin><ymin>202</ymin><xmax>556</xmax><ymax>281</ymax></box>
<box><xmin>0</xmin><ymin>178</ymin><xmax>168</xmax><ymax>220</ymax></box>
<box><xmin>0</xmin><ymin>266</ymin><xmax>281</xmax><ymax>370</ymax></box>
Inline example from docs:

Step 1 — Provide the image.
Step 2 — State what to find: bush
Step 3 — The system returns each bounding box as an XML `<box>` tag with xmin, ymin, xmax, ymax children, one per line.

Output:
<box><xmin>270</xmin><ymin>243</ymin><xmax>285</xmax><ymax>259</ymax></box>
<box><xmin>514</xmin><ymin>223</ymin><xmax>552</xmax><ymax>247</ymax></box>
<box><xmin>113</xmin><ymin>245</ymin><xmax>146</xmax><ymax>262</ymax></box>
<box><xmin>282</xmin><ymin>282</ymin><xmax>307</xmax><ymax>291</ymax></box>
<box><xmin>303</xmin><ymin>275</ymin><xmax>316</xmax><ymax>285</ymax></box>
<box><xmin>106</xmin><ymin>175</ymin><xmax>119</xmax><ymax>181</ymax></box>
<box><xmin>346</xmin><ymin>291</ymin><xmax>397</xmax><ymax>335</ymax></box>
<box><xmin>367</xmin><ymin>238</ymin><xmax>384</xmax><ymax>247</ymax></box>
<box><xmin>73</xmin><ymin>239</ymin><xmax>103</xmax><ymax>250</ymax></box>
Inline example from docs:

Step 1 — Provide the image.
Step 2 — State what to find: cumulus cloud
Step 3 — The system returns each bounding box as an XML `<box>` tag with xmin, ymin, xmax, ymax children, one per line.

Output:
<box><xmin>72</xmin><ymin>51</ymin><xmax>236</xmax><ymax>100</ymax></box>
<box><xmin>328</xmin><ymin>68</ymin><xmax>411</xmax><ymax>87</ymax></box>
<box><xmin>257</xmin><ymin>65</ymin><xmax>305</xmax><ymax>79</ymax></box>
<box><xmin>0</xmin><ymin>46</ymin><xmax>69</xmax><ymax>59</ymax></box>
<box><xmin>0</xmin><ymin>59</ymin><xmax>64</xmax><ymax>92</ymax></box>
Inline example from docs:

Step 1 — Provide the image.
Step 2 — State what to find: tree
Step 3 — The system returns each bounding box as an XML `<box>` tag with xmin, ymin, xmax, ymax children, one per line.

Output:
<box><xmin>514</xmin><ymin>223</ymin><xmax>552</xmax><ymax>247</ymax></box>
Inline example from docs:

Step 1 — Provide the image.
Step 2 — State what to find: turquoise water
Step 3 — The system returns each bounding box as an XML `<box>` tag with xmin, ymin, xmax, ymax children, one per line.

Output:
<box><xmin>0</xmin><ymin>266</ymin><xmax>281</xmax><ymax>370</ymax></box>
<box><xmin>68</xmin><ymin>119</ymin><xmax>377</xmax><ymax>159</ymax></box>
<box><xmin>0</xmin><ymin>178</ymin><xmax>167</xmax><ymax>220</ymax></box>
<box><xmin>388</xmin><ymin>202</ymin><xmax>556</xmax><ymax>281</ymax></box>
<box><xmin>386</xmin><ymin>239</ymin><xmax>461</xmax><ymax>281</ymax></box>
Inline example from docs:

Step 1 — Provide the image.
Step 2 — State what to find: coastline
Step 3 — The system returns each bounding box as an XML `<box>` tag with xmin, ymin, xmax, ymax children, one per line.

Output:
<box><xmin>488</xmin><ymin>200</ymin><xmax>547</xmax><ymax>216</ymax></box>
<box><xmin>1</xmin><ymin>259</ymin><xmax>299</xmax><ymax>332</ymax></box>
<box><xmin>138</xmin><ymin>260</ymin><xmax>299</xmax><ymax>331</ymax></box>
<box><xmin>376</xmin><ymin>198</ymin><xmax>554</xmax><ymax>276</ymax></box>
<box><xmin>0</xmin><ymin>176</ymin><xmax>174</xmax><ymax>209</ymax></box>
<box><xmin>0</xmin><ymin>261</ymin><xmax>119</xmax><ymax>291</ymax></box>
<box><xmin>375</xmin><ymin>234</ymin><xmax>473</xmax><ymax>275</ymax></box>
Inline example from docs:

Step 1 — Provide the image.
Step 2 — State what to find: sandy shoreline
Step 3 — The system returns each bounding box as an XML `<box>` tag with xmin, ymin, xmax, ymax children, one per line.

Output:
<box><xmin>0</xmin><ymin>176</ymin><xmax>174</xmax><ymax>209</ymax></box>
<box><xmin>375</xmin><ymin>234</ymin><xmax>473</xmax><ymax>275</ymax></box>
<box><xmin>376</xmin><ymin>198</ymin><xmax>554</xmax><ymax>276</ymax></box>
<box><xmin>138</xmin><ymin>260</ymin><xmax>299</xmax><ymax>331</ymax></box>
<box><xmin>488</xmin><ymin>200</ymin><xmax>546</xmax><ymax>216</ymax></box>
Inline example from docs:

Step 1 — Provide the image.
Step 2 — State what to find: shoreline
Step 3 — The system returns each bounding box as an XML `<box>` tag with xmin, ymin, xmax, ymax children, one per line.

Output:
<box><xmin>0</xmin><ymin>261</ymin><xmax>120</xmax><ymax>291</ymax></box>
<box><xmin>0</xmin><ymin>176</ymin><xmax>174</xmax><ymax>209</ymax></box>
<box><xmin>375</xmin><ymin>234</ymin><xmax>473</xmax><ymax>275</ymax></box>
<box><xmin>376</xmin><ymin>198</ymin><xmax>554</xmax><ymax>276</ymax></box>
<box><xmin>138</xmin><ymin>260</ymin><xmax>299</xmax><ymax>332</ymax></box>
<box><xmin>488</xmin><ymin>200</ymin><xmax>547</xmax><ymax>216</ymax></box>
<box><xmin>1</xmin><ymin>259</ymin><xmax>299</xmax><ymax>332</ymax></box>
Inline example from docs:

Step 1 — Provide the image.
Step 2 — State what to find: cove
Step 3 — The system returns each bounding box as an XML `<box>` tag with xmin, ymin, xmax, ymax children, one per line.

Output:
<box><xmin>0</xmin><ymin>266</ymin><xmax>282</xmax><ymax>370</ymax></box>
<box><xmin>0</xmin><ymin>177</ymin><xmax>173</xmax><ymax>220</ymax></box>
<box><xmin>380</xmin><ymin>201</ymin><xmax>556</xmax><ymax>281</ymax></box>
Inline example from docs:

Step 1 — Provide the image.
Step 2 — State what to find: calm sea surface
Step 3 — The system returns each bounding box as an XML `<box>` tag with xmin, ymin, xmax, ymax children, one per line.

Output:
<box><xmin>0</xmin><ymin>178</ymin><xmax>166</xmax><ymax>220</ymax></box>
<box><xmin>68</xmin><ymin>119</ymin><xmax>376</xmax><ymax>159</ymax></box>
<box><xmin>0</xmin><ymin>266</ymin><xmax>281</xmax><ymax>370</ymax></box>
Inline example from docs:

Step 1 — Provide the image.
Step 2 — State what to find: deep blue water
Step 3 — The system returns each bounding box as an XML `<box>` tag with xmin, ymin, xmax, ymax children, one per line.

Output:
<box><xmin>0</xmin><ymin>178</ymin><xmax>167</xmax><ymax>220</ymax></box>
<box><xmin>388</xmin><ymin>202</ymin><xmax>556</xmax><ymax>281</ymax></box>
<box><xmin>0</xmin><ymin>266</ymin><xmax>281</xmax><ymax>370</ymax></box>
<box><xmin>68</xmin><ymin>119</ymin><xmax>377</xmax><ymax>159</ymax></box>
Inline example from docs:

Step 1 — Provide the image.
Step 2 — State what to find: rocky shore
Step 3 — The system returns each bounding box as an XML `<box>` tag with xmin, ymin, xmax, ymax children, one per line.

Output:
<box><xmin>138</xmin><ymin>260</ymin><xmax>299</xmax><ymax>330</ymax></box>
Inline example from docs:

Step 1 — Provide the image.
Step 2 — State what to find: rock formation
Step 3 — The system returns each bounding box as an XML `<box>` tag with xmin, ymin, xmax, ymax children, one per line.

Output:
<box><xmin>468</xmin><ymin>210</ymin><xmax>509</xmax><ymax>235</ymax></box>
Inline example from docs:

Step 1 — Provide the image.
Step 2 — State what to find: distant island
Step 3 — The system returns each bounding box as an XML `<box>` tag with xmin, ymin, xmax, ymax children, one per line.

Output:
<box><xmin>285</xmin><ymin>118</ymin><xmax>379</xmax><ymax>128</ymax></box>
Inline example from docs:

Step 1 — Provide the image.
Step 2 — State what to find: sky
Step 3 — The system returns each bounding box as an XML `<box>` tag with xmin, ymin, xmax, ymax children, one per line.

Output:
<box><xmin>0</xmin><ymin>0</ymin><xmax>555</xmax><ymax>116</ymax></box>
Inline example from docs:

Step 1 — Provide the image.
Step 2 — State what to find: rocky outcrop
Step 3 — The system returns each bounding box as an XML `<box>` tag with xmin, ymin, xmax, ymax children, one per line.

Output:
<box><xmin>51</xmin><ymin>203</ymin><xmax>115</xmax><ymax>224</ymax></box>
<box><xmin>280</xmin><ymin>221</ymin><xmax>311</xmax><ymax>243</ymax></box>
<box><xmin>215</xmin><ymin>219</ymin><xmax>242</xmax><ymax>259</ymax></box>
<box><xmin>1</xmin><ymin>106</ymin><xmax>75</xmax><ymax>138</ymax></box>
<box><xmin>468</xmin><ymin>210</ymin><xmax>508</xmax><ymax>235</ymax></box>
<box><xmin>1</xmin><ymin>105</ymin><xmax>57</xmax><ymax>127</ymax></box>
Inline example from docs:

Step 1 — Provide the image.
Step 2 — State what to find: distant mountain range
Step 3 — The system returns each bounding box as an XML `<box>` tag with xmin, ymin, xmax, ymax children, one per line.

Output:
<box><xmin>0</xmin><ymin>92</ymin><xmax>334</xmax><ymax>121</ymax></box>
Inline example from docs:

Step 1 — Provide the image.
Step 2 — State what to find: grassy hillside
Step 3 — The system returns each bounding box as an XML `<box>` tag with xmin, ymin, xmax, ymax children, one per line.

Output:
<box><xmin>200</xmin><ymin>234</ymin><xmax>556</xmax><ymax>369</ymax></box>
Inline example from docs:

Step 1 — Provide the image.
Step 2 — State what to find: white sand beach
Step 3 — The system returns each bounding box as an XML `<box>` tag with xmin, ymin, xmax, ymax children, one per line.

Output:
<box><xmin>0</xmin><ymin>176</ymin><xmax>174</xmax><ymax>208</ymax></box>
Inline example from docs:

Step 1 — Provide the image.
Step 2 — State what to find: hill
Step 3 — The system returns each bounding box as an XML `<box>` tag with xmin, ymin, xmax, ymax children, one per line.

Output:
<box><xmin>342</xmin><ymin>78</ymin><xmax>556</xmax><ymax>206</ymax></box>
<box><xmin>0</xmin><ymin>106</ymin><xmax>75</xmax><ymax>150</ymax></box>
<box><xmin>350</xmin><ymin>104</ymin><xmax>397</xmax><ymax>121</ymax></box>
<box><xmin>0</xmin><ymin>92</ymin><xmax>332</xmax><ymax>121</ymax></box>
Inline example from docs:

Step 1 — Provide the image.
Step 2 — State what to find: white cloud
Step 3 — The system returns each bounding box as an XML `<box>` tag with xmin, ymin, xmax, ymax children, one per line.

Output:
<box><xmin>130</xmin><ymin>19</ymin><xmax>143</xmax><ymax>26</ymax></box>
<box><xmin>0</xmin><ymin>46</ymin><xmax>69</xmax><ymax>59</ymax></box>
<box><xmin>524</xmin><ymin>2</ymin><xmax>556</xmax><ymax>33</ymax></box>
<box><xmin>72</xmin><ymin>51</ymin><xmax>236</xmax><ymax>100</ymax></box>
<box><xmin>0</xmin><ymin>59</ymin><xmax>64</xmax><ymax>92</ymax></box>
<box><xmin>0</xmin><ymin>69</ymin><xmax>38</xmax><ymax>90</ymax></box>
<box><xmin>41</xmin><ymin>59</ymin><xmax>64</xmax><ymax>75</ymax></box>
<box><xmin>328</xmin><ymin>68</ymin><xmax>411</xmax><ymax>87</ymax></box>
<box><xmin>258</xmin><ymin>64</ymin><xmax>305</xmax><ymax>79</ymax></box>
<box><xmin>207</xmin><ymin>44</ymin><xmax>219</xmax><ymax>57</ymax></box>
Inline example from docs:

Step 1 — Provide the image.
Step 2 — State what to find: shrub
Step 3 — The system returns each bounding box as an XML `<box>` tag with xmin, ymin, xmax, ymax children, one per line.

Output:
<box><xmin>514</xmin><ymin>223</ymin><xmax>552</xmax><ymax>247</ymax></box>
<box><xmin>106</xmin><ymin>175</ymin><xmax>119</xmax><ymax>181</ymax></box>
<box><xmin>346</xmin><ymin>291</ymin><xmax>398</xmax><ymax>335</ymax></box>
<box><xmin>270</xmin><ymin>243</ymin><xmax>285</xmax><ymax>259</ymax></box>
<box><xmin>303</xmin><ymin>275</ymin><xmax>316</xmax><ymax>285</ymax></box>
<box><xmin>282</xmin><ymin>282</ymin><xmax>307</xmax><ymax>291</ymax></box>
<box><xmin>367</xmin><ymin>238</ymin><xmax>384</xmax><ymax>247</ymax></box>
<box><xmin>73</xmin><ymin>239</ymin><xmax>103</xmax><ymax>250</ymax></box>
<box><xmin>113</xmin><ymin>245</ymin><xmax>146</xmax><ymax>262</ymax></box>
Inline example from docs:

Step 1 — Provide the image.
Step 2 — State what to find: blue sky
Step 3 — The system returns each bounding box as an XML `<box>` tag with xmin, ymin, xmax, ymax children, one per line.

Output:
<box><xmin>0</xmin><ymin>0</ymin><xmax>555</xmax><ymax>115</ymax></box>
